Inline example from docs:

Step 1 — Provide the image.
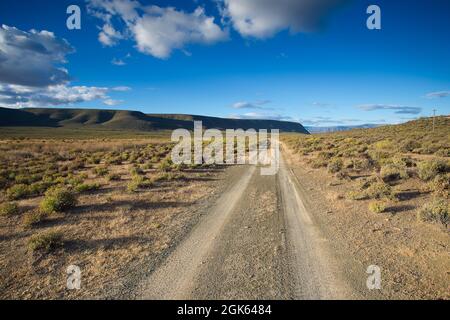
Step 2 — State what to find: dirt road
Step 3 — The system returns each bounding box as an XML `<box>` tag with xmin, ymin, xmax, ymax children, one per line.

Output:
<box><xmin>136</xmin><ymin>152</ymin><xmax>364</xmax><ymax>300</ymax></box>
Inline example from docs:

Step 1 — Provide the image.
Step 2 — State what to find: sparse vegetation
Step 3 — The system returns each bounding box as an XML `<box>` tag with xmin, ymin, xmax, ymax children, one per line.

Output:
<box><xmin>75</xmin><ymin>183</ymin><xmax>101</xmax><ymax>193</ymax></box>
<box><xmin>368</xmin><ymin>201</ymin><xmax>387</xmax><ymax>213</ymax></box>
<box><xmin>28</xmin><ymin>230</ymin><xmax>63</xmax><ymax>253</ymax></box>
<box><xmin>39</xmin><ymin>186</ymin><xmax>77</xmax><ymax>214</ymax></box>
<box><xmin>417</xmin><ymin>198</ymin><xmax>449</xmax><ymax>228</ymax></box>
<box><xmin>22</xmin><ymin>210</ymin><xmax>48</xmax><ymax>228</ymax></box>
<box><xmin>6</xmin><ymin>184</ymin><xmax>30</xmax><ymax>200</ymax></box>
<box><xmin>283</xmin><ymin>116</ymin><xmax>449</xmax><ymax>229</ymax></box>
<box><xmin>0</xmin><ymin>202</ymin><xmax>19</xmax><ymax>216</ymax></box>
<box><xmin>417</xmin><ymin>159</ymin><xmax>448</xmax><ymax>181</ymax></box>
<box><xmin>380</xmin><ymin>163</ymin><xmax>408</xmax><ymax>182</ymax></box>
<box><xmin>327</xmin><ymin>158</ymin><xmax>343</xmax><ymax>173</ymax></box>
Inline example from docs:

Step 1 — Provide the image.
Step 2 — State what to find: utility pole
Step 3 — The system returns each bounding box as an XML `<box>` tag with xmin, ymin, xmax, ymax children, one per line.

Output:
<box><xmin>432</xmin><ymin>109</ymin><xmax>437</xmax><ymax>132</ymax></box>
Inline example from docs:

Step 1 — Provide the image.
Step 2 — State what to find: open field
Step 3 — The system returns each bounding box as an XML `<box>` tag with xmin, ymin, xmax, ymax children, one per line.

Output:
<box><xmin>0</xmin><ymin>133</ymin><xmax>226</xmax><ymax>299</ymax></box>
<box><xmin>0</xmin><ymin>127</ymin><xmax>172</xmax><ymax>140</ymax></box>
<box><xmin>281</xmin><ymin>116</ymin><xmax>450</xmax><ymax>299</ymax></box>
<box><xmin>0</xmin><ymin>117</ymin><xmax>448</xmax><ymax>300</ymax></box>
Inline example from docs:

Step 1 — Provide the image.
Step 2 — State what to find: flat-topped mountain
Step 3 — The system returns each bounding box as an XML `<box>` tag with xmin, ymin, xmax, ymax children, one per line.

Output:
<box><xmin>0</xmin><ymin>107</ymin><xmax>310</xmax><ymax>134</ymax></box>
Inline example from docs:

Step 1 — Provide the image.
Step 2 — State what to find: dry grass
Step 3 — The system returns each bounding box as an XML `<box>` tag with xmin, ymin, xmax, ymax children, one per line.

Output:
<box><xmin>283</xmin><ymin>116</ymin><xmax>449</xmax><ymax>227</ymax></box>
<box><xmin>0</xmin><ymin>136</ymin><xmax>224</xmax><ymax>299</ymax></box>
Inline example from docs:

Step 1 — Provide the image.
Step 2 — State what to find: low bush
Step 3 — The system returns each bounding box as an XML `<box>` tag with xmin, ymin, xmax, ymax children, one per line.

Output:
<box><xmin>400</xmin><ymin>139</ymin><xmax>421</xmax><ymax>152</ymax></box>
<box><xmin>434</xmin><ymin>148</ymin><xmax>450</xmax><ymax>157</ymax></box>
<box><xmin>158</xmin><ymin>158</ymin><xmax>173</xmax><ymax>172</ymax></box>
<box><xmin>22</xmin><ymin>210</ymin><xmax>47</xmax><ymax>228</ymax></box>
<box><xmin>417</xmin><ymin>160</ymin><xmax>448</xmax><ymax>181</ymax></box>
<box><xmin>6</xmin><ymin>184</ymin><xmax>30</xmax><ymax>200</ymax></box>
<box><xmin>417</xmin><ymin>198</ymin><xmax>449</xmax><ymax>227</ymax></box>
<box><xmin>427</xmin><ymin>174</ymin><xmax>449</xmax><ymax>198</ymax></box>
<box><xmin>127</xmin><ymin>175</ymin><xmax>153</xmax><ymax>193</ymax></box>
<box><xmin>75</xmin><ymin>183</ymin><xmax>101</xmax><ymax>193</ymax></box>
<box><xmin>93</xmin><ymin>166</ymin><xmax>109</xmax><ymax>177</ymax></box>
<box><xmin>366</xmin><ymin>181</ymin><xmax>396</xmax><ymax>200</ymax></box>
<box><xmin>380</xmin><ymin>164</ymin><xmax>408</xmax><ymax>182</ymax></box>
<box><xmin>107</xmin><ymin>173</ymin><xmax>121</xmax><ymax>181</ymax></box>
<box><xmin>39</xmin><ymin>187</ymin><xmax>77</xmax><ymax>214</ymax></box>
<box><xmin>0</xmin><ymin>202</ymin><xmax>19</xmax><ymax>216</ymax></box>
<box><xmin>28</xmin><ymin>181</ymin><xmax>53</xmax><ymax>196</ymax></box>
<box><xmin>130</xmin><ymin>166</ymin><xmax>144</xmax><ymax>176</ymax></box>
<box><xmin>346</xmin><ymin>190</ymin><xmax>367</xmax><ymax>200</ymax></box>
<box><xmin>28</xmin><ymin>230</ymin><xmax>63</xmax><ymax>253</ymax></box>
<box><xmin>327</xmin><ymin>158</ymin><xmax>343</xmax><ymax>174</ymax></box>
<box><xmin>310</xmin><ymin>158</ymin><xmax>327</xmax><ymax>169</ymax></box>
<box><xmin>368</xmin><ymin>201</ymin><xmax>387</xmax><ymax>213</ymax></box>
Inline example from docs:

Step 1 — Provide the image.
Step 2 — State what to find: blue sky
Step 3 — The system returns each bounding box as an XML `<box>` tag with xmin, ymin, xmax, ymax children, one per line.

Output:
<box><xmin>0</xmin><ymin>0</ymin><xmax>449</xmax><ymax>126</ymax></box>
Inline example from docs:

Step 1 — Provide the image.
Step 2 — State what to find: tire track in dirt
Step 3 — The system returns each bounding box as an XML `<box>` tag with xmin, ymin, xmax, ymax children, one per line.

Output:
<box><xmin>138</xmin><ymin>165</ymin><xmax>256</xmax><ymax>299</ymax></box>
<box><xmin>138</xmin><ymin>154</ymin><xmax>358</xmax><ymax>299</ymax></box>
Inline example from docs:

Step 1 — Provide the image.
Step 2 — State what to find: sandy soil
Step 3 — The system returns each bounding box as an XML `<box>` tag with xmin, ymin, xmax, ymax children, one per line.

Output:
<box><xmin>135</xmin><ymin>155</ymin><xmax>365</xmax><ymax>299</ymax></box>
<box><xmin>282</xmin><ymin>145</ymin><xmax>449</xmax><ymax>300</ymax></box>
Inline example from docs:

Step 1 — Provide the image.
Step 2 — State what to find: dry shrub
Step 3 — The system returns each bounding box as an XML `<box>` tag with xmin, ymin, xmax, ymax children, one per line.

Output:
<box><xmin>417</xmin><ymin>198</ymin><xmax>449</xmax><ymax>227</ymax></box>
<box><xmin>28</xmin><ymin>230</ymin><xmax>63</xmax><ymax>253</ymax></box>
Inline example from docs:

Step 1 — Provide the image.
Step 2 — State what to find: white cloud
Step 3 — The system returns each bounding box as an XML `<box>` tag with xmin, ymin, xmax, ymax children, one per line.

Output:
<box><xmin>0</xmin><ymin>25</ymin><xmax>74</xmax><ymax>87</ymax></box>
<box><xmin>0</xmin><ymin>24</ymin><xmax>131</xmax><ymax>109</ymax></box>
<box><xmin>103</xmin><ymin>98</ymin><xmax>123</xmax><ymax>106</ymax></box>
<box><xmin>230</xmin><ymin>112</ymin><xmax>296</xmax><ymax>122</ymax></box>
<box><xmin>112</xmin><ymin>86</ymin><xmax>131</xmax><ymax>91</ymax></box>
<box><xmin>88</xmin><ymin>0</ymin><xmax>228</xmax><ymax>59</ymax></box>
<box><xmin>111</xmin><ymin>57</ymin><xmax>126</xmax><ymax>66</ymax></box>
<box><xmin>0</xmin><ymin>84</ymin><xmax>110</xmax><ymax>108</ymax></box>
<box><xmin>425</xmin><ymin>91</ymin><xmax>450</xmax><ymax>99</ymax></box>
<box><xmin>99</xmin><ymin>23</ymin><xmax>124</xmax><ymax>46</ymax></box>
<box><xmin>232</xmin><ymin>100</ymin><xmax>272</xmax><ymax>109</ymax></box>
<box><xmin>221</xmin><ymin>0</ymin><xmax>348</xmax><ymax>38</ymax></box>
<box><xmin>312</xmin><ymin>102</ymin><xmax>331</xmax><ymax>107</ymax></box>
<box><xmin>358</xmin><ymin>104</ymin><xmax>422</xmax><ymax>115</ymax></box>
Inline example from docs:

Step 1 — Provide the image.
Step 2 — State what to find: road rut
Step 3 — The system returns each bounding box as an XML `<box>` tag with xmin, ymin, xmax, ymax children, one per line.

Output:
<box><xmin>138</xmin><ymin>154</ymin><xmax>355</xmax><ymax>299</ymax></box>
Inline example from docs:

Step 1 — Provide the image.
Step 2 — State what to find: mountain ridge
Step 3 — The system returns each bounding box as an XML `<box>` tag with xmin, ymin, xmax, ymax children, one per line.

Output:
<box><xmin>0</xmin><ymin>107</ymin><xmax>310</xmax><ymax>134</ymax></box>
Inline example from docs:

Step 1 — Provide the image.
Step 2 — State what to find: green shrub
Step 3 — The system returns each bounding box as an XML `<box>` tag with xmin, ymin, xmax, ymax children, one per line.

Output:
<box><xmin>352</xmin><ymin>158</ymin><xmax>372</xmax><ymax>171</ymax></box>
<box><xmin>366</xmin><ymin>181</ymin><xmax>396</xmax><ymax>200</ymax></box>
<box><xmin>335</xmin><ymin>171</ymin><xmax>351</xmax><ymax>181</ymax></box>
<box><xmin>417</xmin><ymin>198</ymin><xmax>449</xmax><ymax>227</ymax></box>
<box><xmin>0</xmin><ymin>202</ymin><xmax>19</xmax><ymax>216</ymax></box>
<box><xmin>417</xmin><ymin>160</ymin><xmax>448</xmax><ymax>181</ymax></box>
<box><xmin>327</xmin><ymin>158</ymin><xmax>343</xmax><ymax>173</ymax></box>
<box><xmin>6</xmin><ymin>184</ymin><xmax>30</xmax><ymax>200</ymax></box>
<box><xmin>130</xmin><ymin>166</ymin><xmax>144</xmax><ymax>176</ymax></box>
<box><xmin>68</xmin><ymin>159</ymin><xmax>85</xmax><ymax>171</ymax></box>
<box><xmin>434</xmin><ymin>148</ymin><xmax>450</xmax><ymax>157</ymax></box>
<box><xmin>39</xmin><ymin>187</ymin><xmax>77</xmax><ymax>214</ymax></box>
<box><xmin>22</xmin><ymin>211</ymin><xmax>48</xmax><ymax>228</ymax></box>
<box><xmin>75</xmin><ymin>183</ymin><xmax>101</xmax><ymax>193</ymax></box>
<box><xmin>368</xmin><ymin>201</ymin><xmax>387</xmax><ymax>213</ymax></box>
<box><xmin>158</xmin><ymin>158</ymin><xmax>173</xmax><ymax>172</ymax></box>
<box><xmin>346</xmin><ymin>190</ymin><xmax>367</xmax><ymax>200</ymax></box>
<box><xmin>153</xmin><ymin>172</ymin><xmax>186</xmax><ymax>182</ymax></box>
<box><xmin>127</xmin><ymin>175</ymin><xmax>153</xmax><ymax>193</ymax></box>
<box><xmin>93</xmin><ymin>166</ymin><xmax>109</xmax><ymax>177</ymax></box>
<box><xmin>380</xmin><ymin>164</ymin><xmax>408</xmax><ymax>182</ymax></box>
<box><xmin>28</xmin><ymin>230</ymin><xmax>63</xmax><ymax>253</ymax></box>
<box><xmin>28</xmin><ymin>181</ymin><xmax>53</xmax><ymax>196</ymax></box>
<box><xmin>107</xmin><ymin>173</ymin><xmax>121</xmax><ymax>181</ymax></box>
<box><xmin>310</xmin><ymin>158</ymin><xmax>327</xmax><ymax>169</ymax></box>
<box><xmin>427</xmin><ymin>174</ymin><xmax>449</xmax><ymax>198</ymax></box>
<box><xmin>400</xmin><ymin>139</ymin><xmax>421</xmax><ymax>152</ymax></box>
<box><xmin>374</xmin><ymin>140</ymin><xmax>394</xmax><ymax>151</ymax></box>
<box><xmin>0</xmin><ymin>176</ymin><xmax>7</xmax><ymax>189</ymax></box>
